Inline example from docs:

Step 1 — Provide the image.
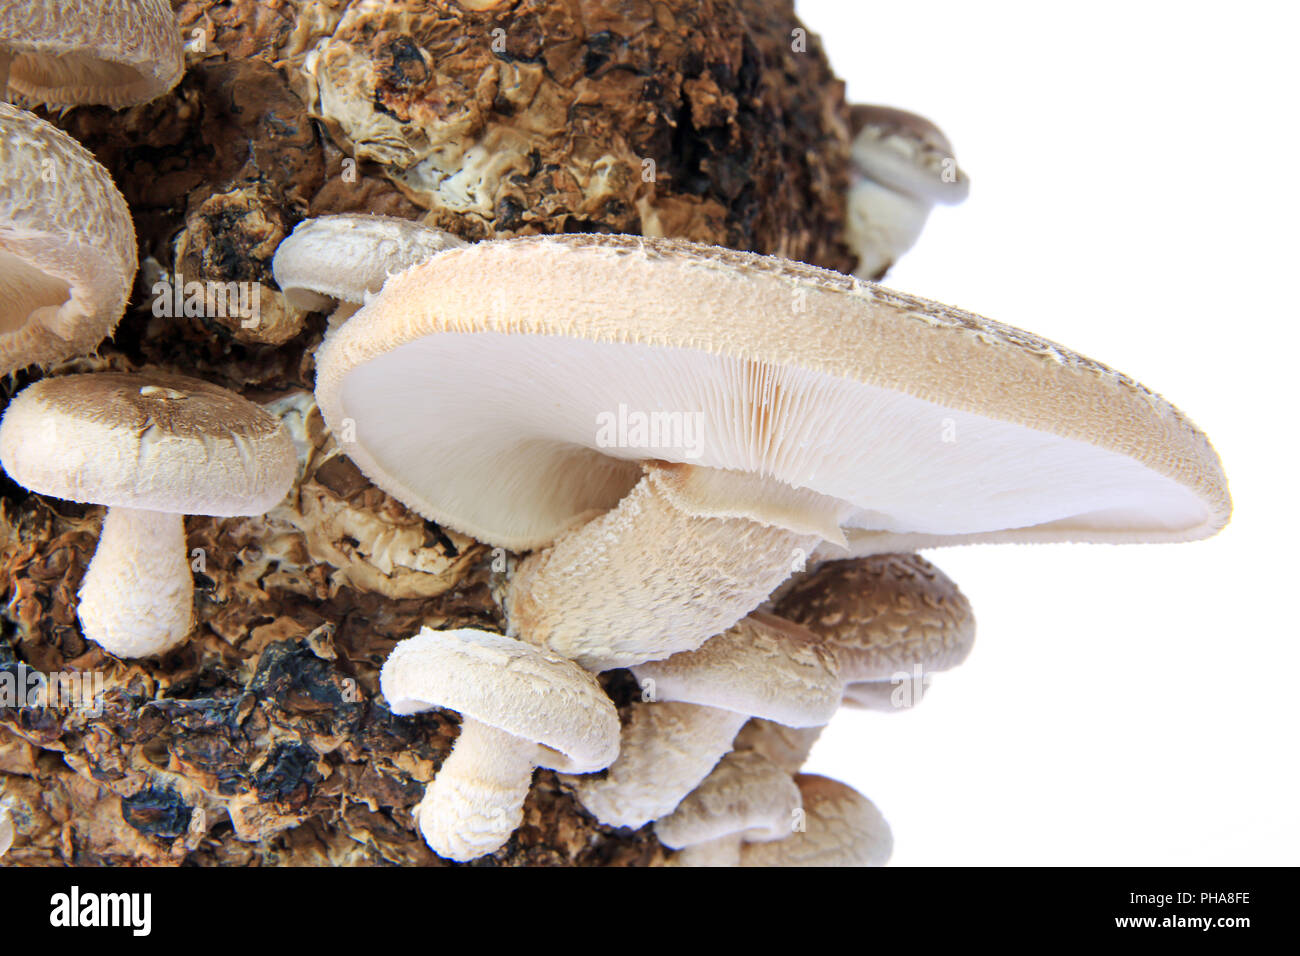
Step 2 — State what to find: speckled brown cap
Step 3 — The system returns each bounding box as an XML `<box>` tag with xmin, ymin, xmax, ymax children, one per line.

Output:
<box><xmin>0</xmin><ymin>371</ymin><xmax>296</xmax><ymax>516</ymax></box>
<box><xmin>0</xmin><ymin>0</ymin><xmax>183</xmax><ymax>108</ymax></box>
<box><xmin>773</xmin><ymin>554</ymin><xmax>975</xmax><ymax>684</ymax></box>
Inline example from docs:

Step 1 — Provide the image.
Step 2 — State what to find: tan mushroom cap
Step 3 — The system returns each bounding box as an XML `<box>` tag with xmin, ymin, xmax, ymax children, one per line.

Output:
<box><xmin>0</xmin><ymin>0</ymin><xmax>183</xmax><ymax>108</ymax></box>
<box><xmin>315</xmin><ymin>234</ymin><xmax>1228</xmax><ymax>556</ymax></box>
<box><xmin>630</xmin><ymin>613</ymin><xmax>842</xmax><ymax>727</ymax></box>
<box><xmin>656</xmin><ymin>751</ymin><xmax>801</xmax><ymax>850</ymax></box>
<box><xmin>0</xmin><ymin>104</ymin><xmax>136</xmax><ymax>374</ymax></box>
<box><xmin>740</xmin><ymin>774</ymin><xmax>893</xmax><ymax>867</ymax></box>
<box><xmin>380</xmin><ymin>627</ymin><xmax>618</xmax><ymax>773</ymax></box>
<box><xmin>271</xmin><ymin>214</ymin><xmax>467</xmax><ymax>312</ymax></box>
<box><xmin>0</xmin><ymin>371</ymin><xmax>296</xmax><ymax>516</ymax></box>
<box><xmin>774</xmin><ymin>554</ymin><xmax>975</xmax><ymax>685</ymax></box>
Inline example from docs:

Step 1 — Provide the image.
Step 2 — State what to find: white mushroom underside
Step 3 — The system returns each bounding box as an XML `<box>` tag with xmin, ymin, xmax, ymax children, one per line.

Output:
<box><xmin>335</xmin><ymin>332</ymin><xmax>1208</xmax><ymax>551</ymax></box>
<box><xmin>0</xmin><ymin>249</ymin><xmax>73</xmax><ymax>335</ymax></box>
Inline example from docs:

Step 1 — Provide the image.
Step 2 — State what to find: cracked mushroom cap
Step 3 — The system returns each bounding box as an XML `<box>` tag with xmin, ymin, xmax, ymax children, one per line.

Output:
<box><xmin>850</xmin><ymin>105</ymin><xmax>969</xmax><ymax>205</ymax></box>
<box><xmin>630</xmin><ymin>613</ymin><xmax>842</xmax><ymax>727</ymax></box>
<box><xmin>0</xmin><ymin>104</ymin><xmax>136</xmax><ymax>374</ymax></box>
<box><xmin>0</xmin><ymin>371</ymin><xmax>296</xmax><ymax>516</ymax></box>
<box><xmin>380</xmin><ymin>627</ymin><xmax>618</xmax><ymax>773</ymax></box>
<box><xmin>774</xmin><ymin>554</ymin><xmax>975</xmax><ymax>685</ymax></box>
<box><xmin>656</xmin><ymin>751</ymin><xmax>801</xmax><ymax>850</ymax></box>
<box><xmin>0</xmin><ymin>0</ymin><xmax>183</xmax><ymax>108</ymax></box>
<box><xmin>740</xmin><ymin>774</ymin><xmax>893</xmax><ymax>867</ymax></box>
<box><xmin>271</xmin><ymin>214</ymin><xmax>467</xmax><ymax>312</ymax></box>
<box><xmin>315</xmin><ymin>234</ymin><xmax>1229</xmax><ymax>555</ymax></box>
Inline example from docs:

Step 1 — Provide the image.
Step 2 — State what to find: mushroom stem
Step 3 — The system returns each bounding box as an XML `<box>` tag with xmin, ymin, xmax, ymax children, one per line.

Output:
<box><xmin>417</xmin><ymin>717</ymin><xmax>540</xmax><ymax>862</ymax></box>
<box><xmin>77</xmin><ymin>507</ymin><xmax>193</xmax><ymax>658</ymax></box>
<box><xmin>507</xmin><ymin>464</ymin><xmax>820</xmax><ymax>671</ymax></box>
<box><xmin>568</xmin><ymin>702</ymin><xmax>748</xmax><ymax>828</ymax></box>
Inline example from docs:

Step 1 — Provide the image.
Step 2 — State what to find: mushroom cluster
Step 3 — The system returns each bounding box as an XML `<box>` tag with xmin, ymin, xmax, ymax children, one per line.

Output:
<box><xmin>311</xmin><ymin>231</ymin><xmax>1226</xmax><ymax>863</ymax></box>
<box><xmin>0</xmin><ymin>2</ymin><xmax>1230</xmax><ymax>867</ymax></box>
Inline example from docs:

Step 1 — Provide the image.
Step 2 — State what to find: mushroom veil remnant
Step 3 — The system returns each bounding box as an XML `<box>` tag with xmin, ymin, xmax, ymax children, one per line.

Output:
<box><xmin>315</xmin><ymin>234</ymin><xmax>1229</xmax><ymax>673</ymax></box>
<box><xmin>0</xmin><ymin>372</ymin><xmax>296</xmax><ymax>658</ymax></box>
<box><xmin>380</xmin><ymin>627</ymin><xmax>619</xmax><ymax>862</ymax></box>
<box><xmin>271</xmin><ymin>214</ymin><xmax>467</xmax><ymax>327</ymax></box>
<box><xmin>0</xmin><ymin>0</ymin><xmax>183</xmax><ymax>108</ymax></box>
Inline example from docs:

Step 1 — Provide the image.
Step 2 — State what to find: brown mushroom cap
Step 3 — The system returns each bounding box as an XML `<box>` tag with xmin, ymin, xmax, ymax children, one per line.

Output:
<box><xmin>655</xmin><ymin>751</ymin><xmax>801</xmax><ymax>849</ymax></box>
<box><xmin>849</xmin><ymin>104</ymin><xmax>969</xmax><ymax>204</ymax></box>
<box><xmin>0</xmin><ymin>371</ymin><xmax>296</xmax><ymax>516</ymax></box>
<box><xmin>740</xmin><ymin>774</ymin><xmax>893</xmax><ymax>867</ymax></box>
<box><xmin>0</xmin><ymin>103</ymin><xmax>136</xmax><ymax>374</ymax></box>
<box><xmin>774</xmin><ymin>554</ymin><xmax>975</xmax><ymax>684</ymax></box>
<box><xmin>0</xmin><ymin>0</ymin><xmax>183</xmax><ymax>108</ymax></box>
<box><xmin>315</xmin><ymin>234</ymin><xmax>1228</xmax><ymax>555</ymax></box>
<box><xmin>630</xmin><ymin>613</ymin><xmax>842</xmax><ymax>727</ymax></box>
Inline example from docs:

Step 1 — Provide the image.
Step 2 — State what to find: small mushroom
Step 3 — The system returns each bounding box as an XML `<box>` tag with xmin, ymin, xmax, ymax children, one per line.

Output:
<box><xmin>379</xmin><ymin>626</ymin><xmax>619</xmax><ymax>862</ymax></box>
<box><xmin>846</xmin><ymin>105</ymin><xmax>969</xmax><ymax>279</ymax></box>
<box><xmin>568</xmin><ymin>613</ymin><xmax>840</xmax><ymax>828</ymax></box>
<box><xmin>314</xmin><ymin>235</ymin><xmax>1228</xmax><ymax>672</ymax></box>
<box><xmin>0</xmin><ymin>372</ymin><xmax>297</xmax><ymax>657</ymax></box>
<box><xmin>0</xmin><ymin>0</ymin><xmax>183</xmax><ymax>108</ymax></box>
<box><xmin>774</xmin><ymin>553</ymin><xmax>976</xmax><ymax>712</ymax></box>
<box><xmin>271</xmin><ymin>214</ymin><xmax>466</xmax><ymax>327</ymax></box>
<box><xmin>0</xmin><ymin>103</ymin><xmax>136</xmax><ymax>374</ymax></box>
<box><xmin>656</xmin><ymin>751</ymin><xmax>802</xmax><ymax>867</ymax></box>
<box><xmin>740</xmin><ymin>774</ymin><xmax>893</xmax><ymax>867</ymax></box>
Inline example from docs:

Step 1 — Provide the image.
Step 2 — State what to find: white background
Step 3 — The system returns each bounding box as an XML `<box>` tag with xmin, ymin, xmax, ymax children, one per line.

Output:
<box><xmin>795</xmin><ymin>0</ymin><xmax>1298</xmax><ymax>865</ymax></box>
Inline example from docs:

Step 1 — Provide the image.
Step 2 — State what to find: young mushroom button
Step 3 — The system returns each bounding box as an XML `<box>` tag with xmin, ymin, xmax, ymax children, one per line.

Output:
<box><xmin>0</xmin><ymin>372</ymin><xmax>297</xmax><ymax>658</ymax></box>
<box><xmin>846</xmin><ymin>105</ymin><xmax>969</xmax><ymax>279</ymax></box>
<box><xmin>0</xmin><ymin>0</ymin><xmax>184</xmax><ymax>108</ymax></box>
<box><xmin>314</xmin><ymin>234</ymin><xmax>1229</xmax><ymax>672</ymax></box>
<box><xmin>379</xmin><ymin>627</ymin><xmax>619</xmax><ymax>863</ymax></box>
<box><xmin>271</xmin><ymin>214</ymin><xmax>466</xmax><ymax>328</ymax></box>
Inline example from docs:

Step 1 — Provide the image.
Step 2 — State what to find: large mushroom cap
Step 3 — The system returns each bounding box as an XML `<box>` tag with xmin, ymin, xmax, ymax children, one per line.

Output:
<box><xmin>271</xmin><ymin>214</ymin><xmax>467</xmax><ymax>312</ymax></box>
<box><xmin>0</xmin><ymin>371</ymin><xmax>296</xmax><ymax>516</ymax></box>
<box><xmin>774</xmin><ymin>553</ymin><xmax>975</xmax><ymax>683</ymax></box>
<box><xmin>0</xmin><ymin>103</ymin><xmax>136</xmax><ymax>374</ymax></box>
<box><xmin>0</xmin><ymin>0</ymin><xmax>183</xmax><ymax>108</ymax></box>
<box><xmin>316</xmin><ymin>234</ymin><xmax>1229</xmax><ymax>553</ymax></box>
<box><xmin>379</xmin><ymin>627</ymin><xmax>618</xmax><ymax>773</ymax></box>
<box><xmin>631</xmin><ymin>613</ymin><xmax>842</xmax><ymax>727</ymax></box>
